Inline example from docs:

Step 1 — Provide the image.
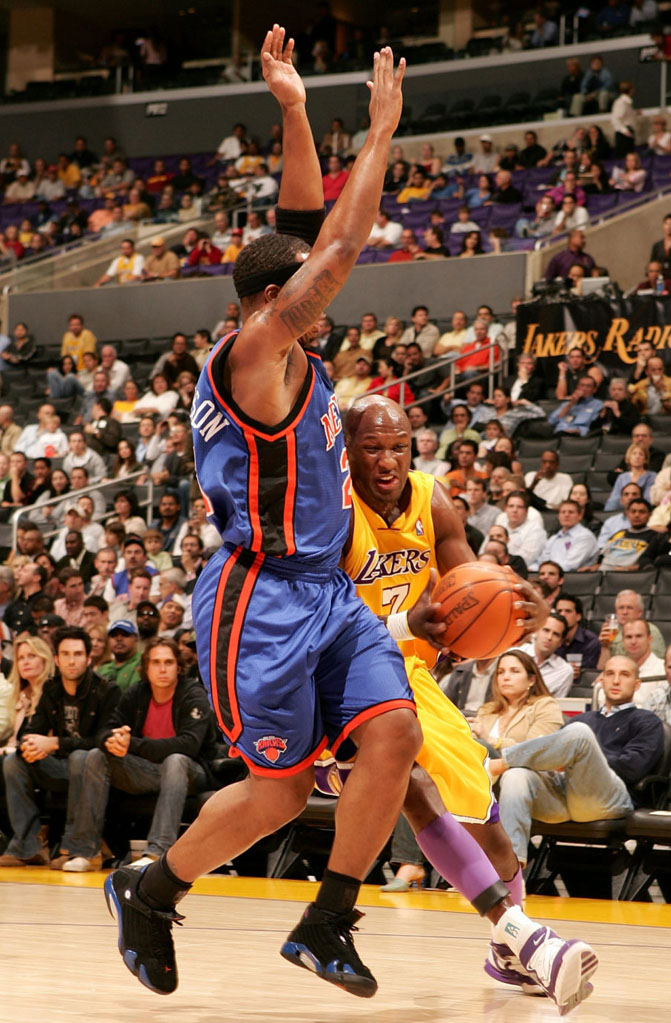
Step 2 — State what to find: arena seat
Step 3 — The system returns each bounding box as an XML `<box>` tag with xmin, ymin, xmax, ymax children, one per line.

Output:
<box><xmin>561</xmin><ymin>571</ymin><xmax>602</xmax><ymax>596</ymax></box>
<box><xmin>599</xmin><ymin>435</ymin><xmax>631</xmax><ymax>453</ymax></box>
<box><xmin>599</xmin><ymin>569</ymin><xmax>655</xmax><ymax>596</ymax></box>
<box><xmin>558</xmin><ymin>435</ymin><xmax>600</xmax><ymax>455</ymax></box>
<box><xmin>557</xmin><ymin>453</ymin><xmax>593</xmax><ymax>475</ymax></box>
<box><xmin>593</xmin><ymin>450</ymin><xmax>624</xmax><ymax>471</ymax></box>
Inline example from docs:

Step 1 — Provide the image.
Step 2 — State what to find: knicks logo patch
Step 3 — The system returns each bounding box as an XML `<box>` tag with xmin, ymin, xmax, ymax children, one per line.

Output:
<box><xmin>254</xmin><ymin>735</ymin><xmax>288</xmax><ymax>762</ymax></box>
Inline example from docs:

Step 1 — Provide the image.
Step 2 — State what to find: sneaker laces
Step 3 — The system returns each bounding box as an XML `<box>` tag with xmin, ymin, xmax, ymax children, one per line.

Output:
<box><xmin>527</xmin><ymin>934</ymin><xmax>564</xmax><ymax>985</ymax></box>
<box><xmin>149</xmin><ymin>908</ymin><xmax>184</xmax><ymax>961</ymax></box>
<box><xmin>328</xmin><ymin>909</ymin><xmax>364</xmax><ymax>958</ymax></box>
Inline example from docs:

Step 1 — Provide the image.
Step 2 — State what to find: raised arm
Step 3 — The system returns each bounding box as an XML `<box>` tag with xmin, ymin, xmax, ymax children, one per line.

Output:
<box><xmin>243</xmin><ymin>47</ymin><xmax>405</xmax><ymax>353</ymax></box>
<box><xmin>261</xmin><ymin>25</ymin><xmax>322</xmax><ymax>211</ymax></box>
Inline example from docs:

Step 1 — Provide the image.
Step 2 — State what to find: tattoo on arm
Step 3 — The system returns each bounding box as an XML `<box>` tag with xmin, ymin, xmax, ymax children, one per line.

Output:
<box><xmin>279</xmin><ymin>268</ymin><xmax>339</xmax><ymax>336</ymax></box>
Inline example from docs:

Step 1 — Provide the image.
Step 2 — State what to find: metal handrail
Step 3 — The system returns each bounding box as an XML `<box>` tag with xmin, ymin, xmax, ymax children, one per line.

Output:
<box><xmin>364</xmin><ymin>338</ymin><xmax>505</xmax><ymax>410</ymax></box>
<box><xmin>12</xmin><ymin>469</ymin><xmax>153</xmax><ymax>550</ymax></box>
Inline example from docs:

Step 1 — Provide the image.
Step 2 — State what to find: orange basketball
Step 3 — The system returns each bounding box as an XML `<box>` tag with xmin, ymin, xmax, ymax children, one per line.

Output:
<box><xmin>432</xmin><ymin>562</ymin><xmax>526</xmax><ymax>660</ymax></box>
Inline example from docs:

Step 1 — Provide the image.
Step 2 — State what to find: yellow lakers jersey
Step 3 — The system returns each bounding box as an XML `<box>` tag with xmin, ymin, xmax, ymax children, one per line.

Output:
<box><xmin>345</xmin><ymin>470</ymin><xmax>438</xmax><ymax>668</ymax></box>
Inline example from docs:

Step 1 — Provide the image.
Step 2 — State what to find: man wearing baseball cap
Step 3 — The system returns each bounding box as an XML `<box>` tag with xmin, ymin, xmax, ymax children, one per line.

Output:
<box><xmin>97</xmin><ymin>619</ymin><xmax>141</xmax><ymax>692</ymax></box>
<box><xmin>143</xmin><ymin>236</ymin><xmax>180</xmax><ymax>281</ymax></box>
<box><xmin>473</xmin><ymin>133</ymin><xmax>498</xmax><ymax>174</ymax></box>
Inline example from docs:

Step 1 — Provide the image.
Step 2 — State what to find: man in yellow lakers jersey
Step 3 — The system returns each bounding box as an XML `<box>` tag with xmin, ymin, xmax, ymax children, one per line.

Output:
<box><xmin>339</xmin><ymin>395</ymin><xmax>599</xmax><ymax>1013</ymax></box>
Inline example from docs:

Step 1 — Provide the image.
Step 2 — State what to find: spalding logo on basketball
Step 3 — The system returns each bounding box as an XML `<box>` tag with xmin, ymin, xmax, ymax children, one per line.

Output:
<box><xmin>432</xmin><ymin>562</ymin><xmax>526</xmax><ymax>660</ymax></box>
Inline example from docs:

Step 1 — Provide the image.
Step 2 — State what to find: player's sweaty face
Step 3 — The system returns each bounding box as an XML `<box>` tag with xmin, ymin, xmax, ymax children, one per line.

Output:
<box><xmin>348</xmin><ymin>422</ymin><xmax>411</xmax><ymax>510</ymax></box>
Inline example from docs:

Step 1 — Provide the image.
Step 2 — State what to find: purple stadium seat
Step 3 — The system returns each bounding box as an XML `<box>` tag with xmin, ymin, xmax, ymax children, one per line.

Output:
<box><xmin>585</xmin><ymin>194</ymin><xmax>618</xmax><ymax>216</ymax></box>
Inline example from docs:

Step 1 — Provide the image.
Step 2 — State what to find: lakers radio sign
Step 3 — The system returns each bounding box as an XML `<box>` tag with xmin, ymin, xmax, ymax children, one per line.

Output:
<box><xmin>516</xmin><ymin>295</ymin><xmax>671</xmax><ymax>376</ymax></box>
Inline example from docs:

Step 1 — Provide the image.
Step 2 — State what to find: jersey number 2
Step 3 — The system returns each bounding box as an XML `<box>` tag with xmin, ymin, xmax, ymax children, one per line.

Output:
<box><xmin>340</xmin><ymin>449</ymin><xmax>352</xmax><ymax>509</ymax></box>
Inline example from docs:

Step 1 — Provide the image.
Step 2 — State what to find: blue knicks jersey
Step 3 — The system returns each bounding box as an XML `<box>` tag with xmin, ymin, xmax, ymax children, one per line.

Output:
<box><xmin>191</xmin><ymin>332</ymin><xmax>352</xmax><ymax>571</ymax></box>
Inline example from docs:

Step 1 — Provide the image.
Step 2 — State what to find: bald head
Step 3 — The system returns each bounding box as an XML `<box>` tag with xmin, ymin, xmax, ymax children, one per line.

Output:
<box><xmin>345</xmin><ymin>394</ymin><xmax>411</xmax><ymax>443</ymax></box>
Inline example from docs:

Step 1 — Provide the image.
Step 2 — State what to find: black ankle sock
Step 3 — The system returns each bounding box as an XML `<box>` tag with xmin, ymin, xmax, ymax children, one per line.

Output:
<box><xmin>315</xmin><ymin>868</ymin><xmax>361</xmax><ymax>916</ymax></box>
<box><xmin>138</xmin><ymin>853</ymin><xmax>192</xmax><ymax>910</ymax></box>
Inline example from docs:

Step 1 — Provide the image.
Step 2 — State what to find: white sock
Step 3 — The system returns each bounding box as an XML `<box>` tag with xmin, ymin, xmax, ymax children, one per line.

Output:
<box><xmin>492</xmin><ymin>904</ymin><xmax>542</xmax><ymax>957</ymax></box>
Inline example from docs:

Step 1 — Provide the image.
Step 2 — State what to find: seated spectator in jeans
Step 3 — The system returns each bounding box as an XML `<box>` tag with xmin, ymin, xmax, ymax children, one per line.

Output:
<box><xmin>59</xmin><ymin>637</ymin><xmax>219</xmax><ymax>870</ymax></box>
<box><xmin>47</xmin><ymin>355</ymin><xmax>84</xmax><ymax>400</ymax></box>
<box><xmin>489</xmin><ymin>655</ymin><xmax>663</xmax><ymax>864</ymax></box>
<box><xmin>470</xmin><ymin>649</ymin><xmax>564</xmax><ymax>756</ymax></box>
<box><xmin>0</xmin><ymin>627</ymin><xmax>119</xmax><ymax>868</ymax></box>
<box><xmin>570</xmin><ymin>55</ymin><xmax>615</xmax><ymax>117</ymax></box>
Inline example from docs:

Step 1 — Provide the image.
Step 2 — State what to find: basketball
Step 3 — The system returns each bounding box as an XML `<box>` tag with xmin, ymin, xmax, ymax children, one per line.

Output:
<box><xmin>432</xmin><ymin>562</ymin><xmax>525</xmax><ymax>660</ymax></box>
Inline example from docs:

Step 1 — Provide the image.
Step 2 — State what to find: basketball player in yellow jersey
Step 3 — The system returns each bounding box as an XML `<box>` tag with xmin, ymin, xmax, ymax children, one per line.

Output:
<box><xmin>340</xmin><ymin>395</ymin><xmax>599</xmax><ymax>1012</ymax></box>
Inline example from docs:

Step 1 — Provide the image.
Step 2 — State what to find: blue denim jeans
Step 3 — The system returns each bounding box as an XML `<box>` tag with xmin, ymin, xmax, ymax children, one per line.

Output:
<box><xmin>498</xmin><ymin>722</ymin><xmax>633</xmax><ymax>863</ymax></box>
<box><xmin>68</xmin><ymin>748</ymin><xmax>208</xmax><ymax>858</ymax></box>
<box><xmin>47</xmin><ymin>369</ymin><xmax>84</xmax><ymax>400</ymax></box>
<box><xmin>2</xmin><ymin>749</ymin><xmax>88</xmax><ymax>857</ymax></box>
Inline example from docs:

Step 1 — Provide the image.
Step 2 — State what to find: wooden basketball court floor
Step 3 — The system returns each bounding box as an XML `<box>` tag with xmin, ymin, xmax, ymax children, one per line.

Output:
<box><xmin>1</xmin><ymin>870</ymin><xmax>670</xmax><ymax>1023</ymax></box>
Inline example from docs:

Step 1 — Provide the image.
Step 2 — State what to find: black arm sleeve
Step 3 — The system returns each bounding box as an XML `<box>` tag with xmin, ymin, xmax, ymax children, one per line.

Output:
<box><xmin>275</xmin><ymin>206</ymin><xmax>326</xmax><ymax>247</ymax></box>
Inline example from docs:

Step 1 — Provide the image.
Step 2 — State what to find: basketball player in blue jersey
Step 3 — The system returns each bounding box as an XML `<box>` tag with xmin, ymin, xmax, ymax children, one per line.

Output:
<box><xmin>105</xmin><ymin>26</ymin><xmax>422</xmax><ymax>999</ymax></box>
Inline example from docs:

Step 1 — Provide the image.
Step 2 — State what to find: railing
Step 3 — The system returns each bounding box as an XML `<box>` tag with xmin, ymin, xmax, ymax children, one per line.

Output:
<box><xmin>365</xmin><ymin>338</ymin><xmax>505</xmax><ymax>411</ymax></box>
<box><xmin>10</xmin><ymin>470</ymin><xmax>154</xmax><ymax>551</ymax></box>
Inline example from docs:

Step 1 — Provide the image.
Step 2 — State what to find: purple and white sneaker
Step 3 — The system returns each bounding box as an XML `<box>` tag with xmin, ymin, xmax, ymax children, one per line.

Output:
<box><xmin>518</xmin><ymin>926</ymin><xmax>598</xmax><ymax>1016</ymax></box>
<box><xmin>484</xmin><ymin>941</ymin><xmax>546</xmax><ymax>996</ymax></box>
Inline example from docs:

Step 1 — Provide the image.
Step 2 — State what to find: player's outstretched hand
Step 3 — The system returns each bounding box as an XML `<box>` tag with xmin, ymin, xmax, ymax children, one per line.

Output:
<box><xmin>261</xmin><ymin>24</ymin><xmax>305</xmax><ymax>108</ymax></box>
<box><xmin>513</xmin><ymin>578</ymin><xmax>549</xmax><ymax>635</ymax></box>
<box><xmin>366</xmin><ymin>47</ymin><xmax>406</xmax><ymax>138</ymax></box>
<box><xmin>407</xmin><ymin>568</ymin><xmax>447</xmax><ymax>650</ymax></box>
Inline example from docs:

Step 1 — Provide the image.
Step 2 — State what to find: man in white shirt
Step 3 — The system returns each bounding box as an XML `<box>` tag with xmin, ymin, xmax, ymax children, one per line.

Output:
<box><xmin>399</xmin><ymin>305</ymin><xmax>439</xmax><ymax>359</ymax></box>
<box><xmin>14</xmin><ymin>403</ymin><xmax>57</xmax><ymax>458</ymax></box>
<box><xmin>466</xmin><ymin>477</ymin><xmax>499</xmax><ymax>535</ymax></box>
<box><xmin>472</xmin><ymin>134</ymin><xmax>498</xmax><ymax>175</ymax></box>
<box><xmin>552</xmin><ymin>194</ymin><xmax>590</xmax><ymax>235</ymax></box>
<box><xmin>622</xmin><ymin>619</ymin><xmax>665</xmax><ymax>693</ymax></box>
<box><xmin>242</xmin><ymin>211</ymin><xmax>271</xmax><ymax>246</ymax></box>
<box><xmin>367</xmin><ymin>209</ymin><xmax>403</xmax><ymax>248</ymax></box>
<box><xmin>211</xmin><ymin>211</ymin><xmax>232</xmax><ymax>250</ymax></box>
<box><xmin>358</xmin><ymin>312</ymin><xmax>386</xmax><ymax>352</ymax></box>
<box><xmin>596</xmin><ymin>619</ymin><xmax>666</xmax><ymax>709</ymax></box>
<box><xmin>95</xmin><ymin>239</ymin><xmax>144</xmax><ymax>286</ymax></box>
<box><xmin>413</xmin><ymin>430</ymin><xmax>449</xmax><ymax>478</ymax></box>
<box><xmin>525</xmin><ymin>450</ymin><xmax>573</xmax><ymax>510</ymax></box>
<box><xmin>535</xmin><ymin>500</ymin><xmax>599</xmax><ymax>572</ymax></box>
<box><xmin>216</xmin><ymin>123</ymin><xmax>247</xmax><ymax>162</ymax></box>
<box><xmin>100</xmin><ymin>345</ymin><xmax>131</xmax><ymax>396</ymax></box>
<box><xmin>463</xmin><ymin>304</ymin><xmax>506</xmax><ymax>348</ymax></box>
<box><xmin>496</xmin><ymin>491</ymin><xmax>547</xmax><ymax>567</ymax></box>
<box><xmin>519</xmin><ymin>611</ymin><xmax>574</xmax><ymax>697</ymax></box>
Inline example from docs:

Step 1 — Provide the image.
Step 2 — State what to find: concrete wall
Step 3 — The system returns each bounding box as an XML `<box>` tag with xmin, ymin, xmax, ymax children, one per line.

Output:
<box><xmin>7</xmin><ymin>252</ymin><xmax>526</xmax><ymax>340</ymax></box>
<box><xmin>0</xmin><ymin>36</ymin><xmax>659</xmax><ymax>158</ymax></box>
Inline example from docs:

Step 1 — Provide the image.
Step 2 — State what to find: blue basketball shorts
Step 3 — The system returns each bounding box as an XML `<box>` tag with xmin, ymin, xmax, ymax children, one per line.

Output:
<box><xmin>192</xmin><ymin>544</ymin><xmax>415</xmax><ymax>776</ymax></box>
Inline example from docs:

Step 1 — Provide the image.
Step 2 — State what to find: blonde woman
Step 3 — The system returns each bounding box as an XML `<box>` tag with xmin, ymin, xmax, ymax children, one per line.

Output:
<box><xmin>87</xmin><ymin>623</ymin><xmax>113</xmax><ymax>670</ymax></box>
<box><xmin>471</xmin><ymin>649</ymin><xmax>564</xmax><ymax>753</ymax></box>
<box><xmin>0</xmin><ymin>633</ymin><xmax>54</xmax><ymax>756</ymax></box>
<box><xmin>604</xmin><ymin>442</ymin><xmax>656</xmax><ymax>510</ymax></box>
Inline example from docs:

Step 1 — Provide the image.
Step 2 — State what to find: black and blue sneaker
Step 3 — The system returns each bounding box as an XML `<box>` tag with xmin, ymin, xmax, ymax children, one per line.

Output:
<box><xmin>280</xmin><ymin>903</ymin><xmax>377</xmax><ymax>998</ymax></box>
<box><xmin>104</xmin><ymin>865</ymin><xmax>183</xmax><ymax>995</ymax></box>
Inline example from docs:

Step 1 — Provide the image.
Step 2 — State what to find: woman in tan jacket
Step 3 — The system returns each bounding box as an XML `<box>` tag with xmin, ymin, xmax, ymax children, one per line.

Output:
<box><xmin>471</xmin><ymin>649</ymin><xmax>564</xmax><ymax>753</ymax></box>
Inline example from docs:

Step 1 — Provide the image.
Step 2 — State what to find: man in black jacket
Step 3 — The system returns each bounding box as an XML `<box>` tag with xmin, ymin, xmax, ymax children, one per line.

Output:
<box><xmin>0</xmin><ymin>626</ymin><xmax>119</xmax><ymax>867</ymax></box>
<box><xmin>489</xmin><ymin>655</ymin><xmax>664</xmax><ymax>864</ymax></box>
<box><xmin>61</xmin><ymin>636</ymin><xmax>218</xmax><ymax>871</ymax></box>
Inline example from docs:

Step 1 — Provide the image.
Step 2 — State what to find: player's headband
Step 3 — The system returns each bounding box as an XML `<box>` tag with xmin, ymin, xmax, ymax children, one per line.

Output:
<box><xmin>235</xmin><ymin>261</ymin><xmax>303</xmax><ymax>298</ymax></box>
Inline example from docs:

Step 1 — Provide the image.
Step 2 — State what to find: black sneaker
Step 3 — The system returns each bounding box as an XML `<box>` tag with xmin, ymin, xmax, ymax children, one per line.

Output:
<box><xmin>104</xmin><ymin>865</ymin><xmax>183</xmax><ymax>995</ymax></box>
<box><xmin>280</xmin><ymin>903</ymin><xmax>377</xmax><ymax>998</ymax></box>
